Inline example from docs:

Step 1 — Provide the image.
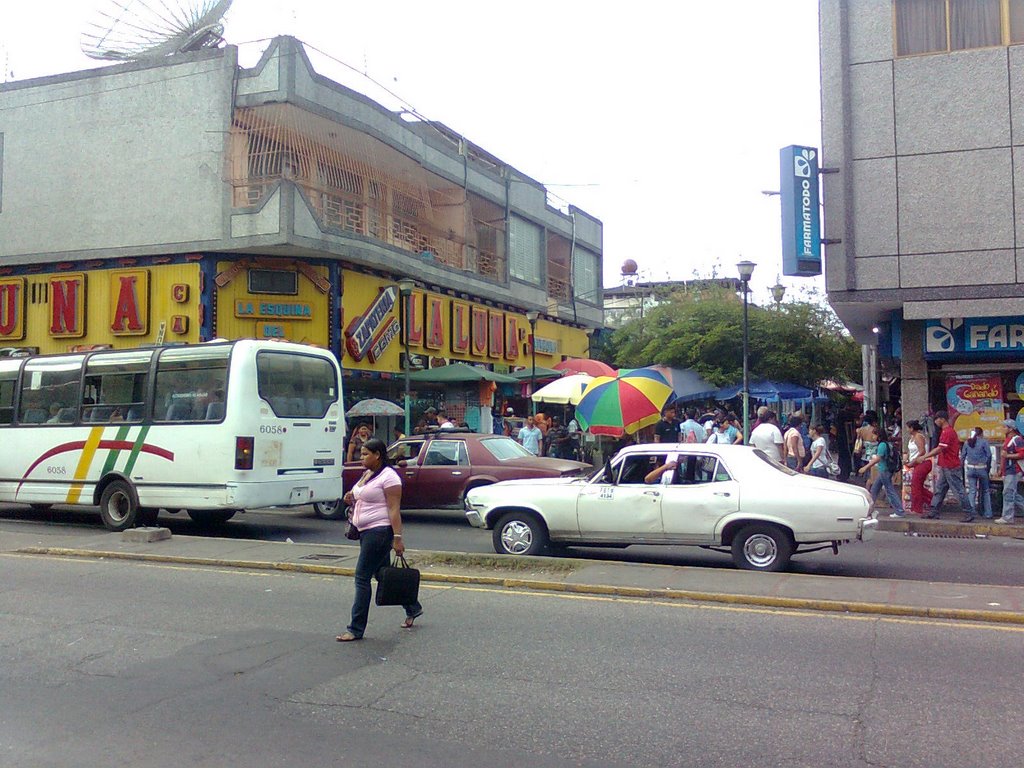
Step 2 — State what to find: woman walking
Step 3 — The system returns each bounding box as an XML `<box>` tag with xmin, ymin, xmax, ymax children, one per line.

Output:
<box><xmin>857</xmin><ymin>422</ymin><xmax>905</xmax><ymax>517</ymax></box>
<box><xmin>805</xmin><ymin>424</ymin><xmax>831</xmax><ymax>479</ymax></box>
<box><xmin>905</xmin><ymin>420</ymin><xmax>933</xmax><ymax>515</ymax></box>
<box><xmin>337</xmin><ymin>437</ymin><xmax>422</xmax><ymax>642</ymax></box>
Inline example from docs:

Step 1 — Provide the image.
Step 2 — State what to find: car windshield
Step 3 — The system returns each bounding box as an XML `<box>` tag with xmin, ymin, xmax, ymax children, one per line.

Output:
<box><xmin>480</xmin><ymin>437</ymin><xmax>534</xmax><ymax>461</ymax></box>
<box><xmin>752</xmin><ymin>448</ymin><xmax>799</xmax><ymax>476</ymax></box>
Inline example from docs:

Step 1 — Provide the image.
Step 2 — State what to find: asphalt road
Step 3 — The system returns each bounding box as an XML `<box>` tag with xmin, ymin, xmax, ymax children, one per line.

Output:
<box><xmin>2</xmin><ymin>550</ymin><xmax>1022</xmax><ymax>767</ymax></box>
<box><xmin>4</xmin><ymin>502</ymin><xmax>1024</xmax><ymax>586</ymax></box>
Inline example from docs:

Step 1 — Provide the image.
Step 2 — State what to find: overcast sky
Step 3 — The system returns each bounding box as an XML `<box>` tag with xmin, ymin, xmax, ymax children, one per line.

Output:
<box><xmin>1</xmin><ymin>0</ymin><xmax>823</xmax><ymax>303</ymax></box>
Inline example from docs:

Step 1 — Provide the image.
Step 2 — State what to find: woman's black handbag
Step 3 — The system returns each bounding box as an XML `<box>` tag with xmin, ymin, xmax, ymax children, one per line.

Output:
<box><xmin>375</xmin><ymin>555</ymin><xmax>420</xmax><ymax>606</ymax></box>
<box><xmin>344</xmin><ymin>507</ymin><xmax>360</xmax><ymax>540</ymax></box>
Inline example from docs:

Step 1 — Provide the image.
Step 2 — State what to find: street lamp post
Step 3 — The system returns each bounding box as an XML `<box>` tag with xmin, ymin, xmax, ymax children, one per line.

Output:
<box><xmin>737</xmin><ymin>260</ymin><xmax>756</xmax><ymax>443</ymax></box>
<box><xmin>397</xmin><ymin>277</ymin><xmax>416</xmax><ymax>436</ymax></box>
<box><xmin>526</xmin><ymin>310</ymin><xmax>539</xmax><ymax>416</ymax></box>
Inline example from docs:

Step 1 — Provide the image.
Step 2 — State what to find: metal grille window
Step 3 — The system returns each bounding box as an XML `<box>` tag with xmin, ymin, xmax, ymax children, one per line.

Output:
<box><xmin>573</xmin><ymin>248</ymin><xmax>600</xmax><ymax>304</ymax></box>
<box><xmin>509</xmin><ymin>215</ymin><xmax>542</xmax><ymax>285</ymax></box>
<box><xmin>248</xmin><ymin>269</ymin><xmax>298</xmax><ymax>295</ymax></box>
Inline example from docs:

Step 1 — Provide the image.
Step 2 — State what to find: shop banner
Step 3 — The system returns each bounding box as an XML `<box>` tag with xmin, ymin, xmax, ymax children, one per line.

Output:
<box><xmin>945</xmin><ymin>374</ymin><xmax>1004</xmax><ymax>440</ymax></box>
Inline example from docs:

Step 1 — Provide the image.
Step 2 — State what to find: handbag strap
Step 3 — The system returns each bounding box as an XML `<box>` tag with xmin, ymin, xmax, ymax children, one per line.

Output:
<box><xmin>393</xmin><ymin>554</ymin><xmax>410</xmax><ymax>568</ymax></box>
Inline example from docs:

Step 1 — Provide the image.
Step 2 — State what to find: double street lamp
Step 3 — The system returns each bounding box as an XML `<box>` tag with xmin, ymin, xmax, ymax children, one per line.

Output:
<box><xmin>397</xmin><ymin>277</ymin><xmax>416</xmax><ymax>436</ymax></box>
<box><xmin>526</xmin><ymin>310</ymin><xmax>539</xmax><ymax>416</ymax></box>
<box><xmin>737</xmin><ymin>260</ymin><xmax>756</xmax><ymax>444</ymax></box>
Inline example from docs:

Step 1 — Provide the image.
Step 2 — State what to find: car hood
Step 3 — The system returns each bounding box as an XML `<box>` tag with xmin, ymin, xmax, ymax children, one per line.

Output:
<box><xmin>498</xmin><ymin>457</ymin><xmax>591</xmax><ymax>474</ymax></box>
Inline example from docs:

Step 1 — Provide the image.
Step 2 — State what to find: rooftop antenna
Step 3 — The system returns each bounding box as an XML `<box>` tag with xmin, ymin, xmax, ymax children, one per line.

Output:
<box><xmin>81</xmin><ymin>0</ymin><xmax>233</xmax><ymax>61</ymax></box>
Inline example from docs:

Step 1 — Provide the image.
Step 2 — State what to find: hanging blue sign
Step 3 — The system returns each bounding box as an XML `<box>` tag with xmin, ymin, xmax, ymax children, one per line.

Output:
<box><xmin>779</xmin><ymin>145</ymin><xmax>822</xmax><ymax>277</ymax></box>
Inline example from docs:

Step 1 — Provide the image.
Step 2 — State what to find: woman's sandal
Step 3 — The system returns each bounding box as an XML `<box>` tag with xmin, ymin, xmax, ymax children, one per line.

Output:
<box><xmin>401</xmin><ymin>611</ymin><xmax>423</xmax><ymax>629</ymax></box>
<box><xmin>335</xmin><ymin>632</ymin><xmax>360</xmax><ymax>642</ymax></box>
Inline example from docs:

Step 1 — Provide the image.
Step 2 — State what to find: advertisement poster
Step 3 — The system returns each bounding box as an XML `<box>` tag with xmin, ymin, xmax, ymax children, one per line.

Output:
<box><xmin>945</xmin><ymin>374</ymin><xmax>1005</xmax><ymax>440</ymax></box>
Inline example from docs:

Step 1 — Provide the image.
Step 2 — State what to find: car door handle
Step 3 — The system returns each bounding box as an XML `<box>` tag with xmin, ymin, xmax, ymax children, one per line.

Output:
<box><xmin>714</xmin><ymin>491</ymin><xmax>731</xmax><ymax>497</ymax></box>
<box><xmin>643</xmin><ymin>490</ymin><xmax>660</xmax><ymax>496</ymax></box>
<box><xmin>452</xmin><ymin>471</ymin><xmax>463</xmax><ymax>476</ymax></box>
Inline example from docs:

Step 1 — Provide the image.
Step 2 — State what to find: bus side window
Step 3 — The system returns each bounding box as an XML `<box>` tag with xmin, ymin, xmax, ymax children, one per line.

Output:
<box><xmin>19</xmin><ymin>355</ymin><xmax>85</xmax><ymax>425</ymax></box>
<box><xmin>0</xmin><ymin>366</ymin><xmax>16</xmax><ymax>425</ymax></box>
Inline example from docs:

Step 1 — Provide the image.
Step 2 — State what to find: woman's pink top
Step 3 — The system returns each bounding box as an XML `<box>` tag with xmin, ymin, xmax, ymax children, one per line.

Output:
<box><xmin>351</xmin><ymin>466</ymin><xmax>401</xmax><ymax>531</ymax></box>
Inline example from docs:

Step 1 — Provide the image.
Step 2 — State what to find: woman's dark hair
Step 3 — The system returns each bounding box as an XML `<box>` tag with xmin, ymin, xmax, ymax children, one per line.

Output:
<box><xmin>967</xmin><ymin>426</ymin><xmax>983</xmax><ymax>447</ymax></box>
<box><xmin>361</xmin><ymin>437</ymin><xmax>391</xmax><ymax>479</ymax></box>
<box><xmin>812</xmin><ymin>423</ymin><xmax>831</xmax><ymax>449</ymax></box>
<box><xmin>906</xmin><ymin>420</ymin><xmax>922</xmax><ymax>432</ymax></box>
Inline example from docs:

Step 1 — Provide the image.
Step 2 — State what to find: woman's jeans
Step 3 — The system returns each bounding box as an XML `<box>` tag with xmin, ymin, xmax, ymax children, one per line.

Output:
<box><xmin>348</xmin><ymin>526</ymin><xmax>422</xmax><ymax>638</ymax></box>
<box><xmin>870</xmin><ymin>469</ymin><xmax>905</xmax><ymax>515</ymax></box>
<box><xmin>808</xmin><ymin>465</ymin><xmax>828</xmax><ymax>479</ymax></box>
<box><xmin>965</xmin><ymin>466</ymin><xmax>992</xmax><ymax>518</ymax></box>
<box><xmin>1003</xmin><ymin>474</ymin><xmax>1023</xmax><ymax>522</ymax></box>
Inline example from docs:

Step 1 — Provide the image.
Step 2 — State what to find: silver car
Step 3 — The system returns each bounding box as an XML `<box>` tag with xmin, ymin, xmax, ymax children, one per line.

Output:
<box><xmin>465</xmin><ymin>443</ymin><xmax>877</xmax><ymax>572</ymax></box>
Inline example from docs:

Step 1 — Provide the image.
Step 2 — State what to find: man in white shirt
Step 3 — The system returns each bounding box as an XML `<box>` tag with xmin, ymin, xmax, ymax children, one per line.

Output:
<box><xmin>750</xmin><ymin>410</ymin><xmax>785</xmax><ymax>463</ymax></box>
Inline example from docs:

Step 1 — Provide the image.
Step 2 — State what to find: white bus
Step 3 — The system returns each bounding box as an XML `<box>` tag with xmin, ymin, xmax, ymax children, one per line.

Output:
<box><xmin>0</xmin><ymin>339</ymin><xmax>344</xmax><ymax>530</ymax></box>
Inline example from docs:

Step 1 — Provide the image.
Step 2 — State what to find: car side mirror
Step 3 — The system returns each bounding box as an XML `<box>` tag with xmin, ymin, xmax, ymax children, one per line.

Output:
<box><xmin>602</xmin><ymin>460</ymin><xmax>614</xmax><ymax>485</ymax></box>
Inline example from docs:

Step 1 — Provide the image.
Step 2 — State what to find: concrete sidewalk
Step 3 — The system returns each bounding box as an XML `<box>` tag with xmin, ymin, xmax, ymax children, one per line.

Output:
<box><xmin>4</xmin><ymin>520</ymin><xmax>1024</xmax><ymax>626</ymax></box>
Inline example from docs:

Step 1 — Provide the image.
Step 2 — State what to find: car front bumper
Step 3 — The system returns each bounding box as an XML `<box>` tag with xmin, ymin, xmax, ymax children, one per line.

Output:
<box><xmin>858</xmin><ymin>517</ymin><xmax>878</xmax><ymax>541</ymax></box>
<box><xmin>464</xmin><ymin>497</ymin><xmax>485</xmax><ymax>528</ymax></box>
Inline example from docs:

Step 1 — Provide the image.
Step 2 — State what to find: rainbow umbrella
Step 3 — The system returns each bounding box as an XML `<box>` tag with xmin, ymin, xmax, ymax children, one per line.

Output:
<box><xmin>574</xmin><ymin>369</ymin><xmax>675</xmax><ymax>437</ymax></box>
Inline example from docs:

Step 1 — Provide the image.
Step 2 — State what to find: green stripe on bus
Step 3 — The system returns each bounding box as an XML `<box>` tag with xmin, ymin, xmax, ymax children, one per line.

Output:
<box><xmin>100</xmin><ymin>425</ymin><xmax>132</xmax><ymax>476</ymax></box>
<box><xmin>123</xmin><ymin>426</ymin><xmax>151</xmax><ymax>476</ymax></box>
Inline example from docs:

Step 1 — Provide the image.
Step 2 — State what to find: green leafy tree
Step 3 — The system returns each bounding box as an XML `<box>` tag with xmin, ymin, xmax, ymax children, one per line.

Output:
<box><xmin>599</xmin><ymin>285</ymin><xmax>860</xmax><ymax>388</ymax></box>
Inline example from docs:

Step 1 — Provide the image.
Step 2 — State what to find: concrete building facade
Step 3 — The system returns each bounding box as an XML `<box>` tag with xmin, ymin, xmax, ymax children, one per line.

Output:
<box><xmin>0</xmin><ymin>37</ymin><xmax>603</xmax><ymax>429</ymax></box>
<box><xmin>820</xmin><ymin>0</ymin><xmax>1024</xmax><ymax>440</ymax></box>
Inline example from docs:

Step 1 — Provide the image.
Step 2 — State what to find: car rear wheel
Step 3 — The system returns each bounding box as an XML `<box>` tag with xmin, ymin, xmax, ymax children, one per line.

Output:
<box><xmin>313</xmin><ymin>499</ymin><xmax>347</xmax><ymax>520</ymax></box>
<box><xmin>731</xmin><ymin>523</ymin><xmax>793</xmax><ymax>572</ymax></box>
<box><xmin>492</xmin><ymin>511</ymin><xmax>549</xmax><ymax>556</ymax></box>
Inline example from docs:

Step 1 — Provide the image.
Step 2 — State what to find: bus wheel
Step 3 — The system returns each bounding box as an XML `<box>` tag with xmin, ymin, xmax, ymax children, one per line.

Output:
<box><xmin>187</xmin><ymin>510</ymin><xmax>236</xmax><ymax>526</ymax></box>
<box><xmin>99</xmin><ymin>480</ymin><xmax>139</xmax><ymax>532</ymax></box>
<box><xmin>313</xmin><ymin>499</ymin><xmax>346</xmax><ymax>520</ymax></box>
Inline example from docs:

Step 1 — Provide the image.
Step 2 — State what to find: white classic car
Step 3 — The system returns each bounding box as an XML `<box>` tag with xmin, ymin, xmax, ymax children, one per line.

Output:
<box><xmin>465</xmin><ymin>443</ymin><xmax>877</xmax><ymax>572</ymax></box>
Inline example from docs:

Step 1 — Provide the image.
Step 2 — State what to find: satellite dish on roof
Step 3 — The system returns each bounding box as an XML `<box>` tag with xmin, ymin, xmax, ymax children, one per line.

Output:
<box><xmin>81</xmin><ymin>0</ymin><xmax>234</xmax><ymax>61</ymax></box>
